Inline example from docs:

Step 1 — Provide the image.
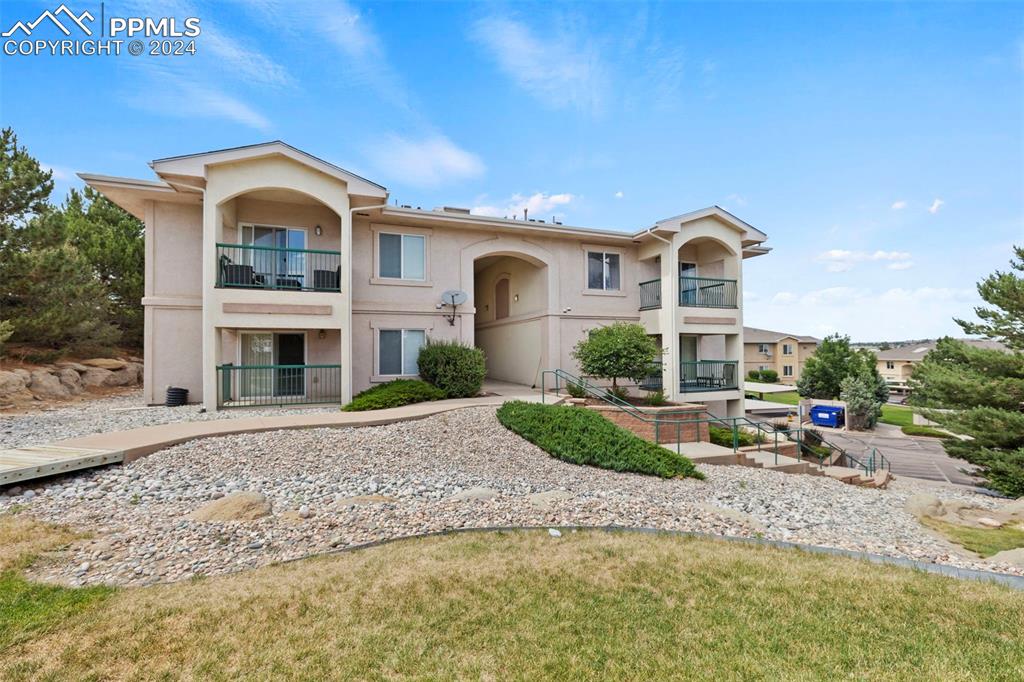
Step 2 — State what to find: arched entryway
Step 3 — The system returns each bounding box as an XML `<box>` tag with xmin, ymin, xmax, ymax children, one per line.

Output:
<box><xmin>471</xmin><ymin>252</ymin><xmax>550</xmax><ymax>387</ymax></box>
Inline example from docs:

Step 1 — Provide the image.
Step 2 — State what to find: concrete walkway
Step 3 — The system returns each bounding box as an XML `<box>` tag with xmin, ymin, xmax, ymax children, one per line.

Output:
<box><xmin>1</xmin><ymin>384</ymin><xmax>544</xmax><ymax>482</ymax></box>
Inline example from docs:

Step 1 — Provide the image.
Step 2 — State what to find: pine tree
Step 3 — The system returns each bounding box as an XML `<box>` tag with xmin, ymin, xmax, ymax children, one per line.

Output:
<box><xmin>0</xmin><ymin>127</ymin><xmax>53</xmax><ymax>250</ymax></box>
<box><xmin>910</xmin><ymin>245</ymin><xmax>1024</xmax><ymax>497</ymax></box>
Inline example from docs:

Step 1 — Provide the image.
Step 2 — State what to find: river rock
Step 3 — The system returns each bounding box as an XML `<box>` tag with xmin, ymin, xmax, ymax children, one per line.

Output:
<box><xmin>189</xmin><ymin>491</ymin><xmax>272</xmax><ymax>522</ymax></box>
<box><xmin>28</xmin><ymin>370</ymin><xmax>70</xmax><ymax>399</ymax></box>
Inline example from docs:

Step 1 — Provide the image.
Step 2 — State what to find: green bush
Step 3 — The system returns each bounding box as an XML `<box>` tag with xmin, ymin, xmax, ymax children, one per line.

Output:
<box><xmin>343</xmin><ymin>380</ymin><xmax>445</xmax><ymax>412</ymax></box>
<box><xmin>416</xmin><ymin>340</ymin><xmax>486</xmax><ymax>398</ymax></box>
<box><xmin>496</xmin><ymin>401</ymin><xmax>702</xmax><ymax>479</ymax></box>
<box><xmin>645</xmin><ymin>389</ymin><xmax>668</xmax><ymax>406</ymax></box>
<box><xmin>747</xmin><ymin>370</ymin><xmax>762</xmax><ymax>381</ymax></box>
<box><xmin>708</xmin><ymin>425</ymin><xmax>760</xmax><ymax>448</ymax></box>
<box><xmin>564</xmin><ymin>378</ymin><xmax>588</xmax><ymax>399</ymax></box>
<box><xmin>902</xmin><ymin>425</ymin><xmax>954</xmax><ymax>440</ymax></box>
<box><xmin>759</xmin><ymin>369</ymin><xmax>779</xmax><ymax>383</ymax></box>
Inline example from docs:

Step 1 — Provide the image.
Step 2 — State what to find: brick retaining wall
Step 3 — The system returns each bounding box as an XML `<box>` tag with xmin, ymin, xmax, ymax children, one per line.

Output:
<box><xmin>584</xmin><ymin>403</ymin><xmax>710</xmax><ymax>444</ymax></box>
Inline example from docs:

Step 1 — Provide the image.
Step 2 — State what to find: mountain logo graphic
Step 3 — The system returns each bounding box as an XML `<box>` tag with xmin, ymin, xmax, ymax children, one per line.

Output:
<box><xmin>2</xmin><ymin>4</ymin><xmax>95</xmax><ymax>37</ymax></box>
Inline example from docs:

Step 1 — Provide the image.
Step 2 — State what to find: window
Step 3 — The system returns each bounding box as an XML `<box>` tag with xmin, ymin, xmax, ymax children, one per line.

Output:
<box><xmin>783</xmin><ymin>365</ymin><xmax>794</xmax><ymax>377</ymax></box>
<box><xmin>782</xmin><ymin>343</ymin><xmax>794</xmax><ymax>355</ymax></box>
<box><xmin>757</xmin><ymin>343</ymin><xmax>771</xmax><ymax>354</ymax></box>
<box><xmin>886</xmin><ymin>361</ymin><xmax>895</xmax><ymax>370</ymax></box>
<box><xmin>378</xmin><ymin>329</ymin><xmax>426</xmax><ymax>376</ymax></box>
<box><xmin>587</xmin><ymin>251</ymin><xmax>620</xmax><ymax>291</ymax></box>
<box><xmin>378</xmin><ymin>233</ymin><xmax>425</xmax><ymax>280</ymax></box>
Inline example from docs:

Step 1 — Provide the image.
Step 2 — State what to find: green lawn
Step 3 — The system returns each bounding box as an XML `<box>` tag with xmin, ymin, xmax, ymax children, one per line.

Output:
<box><xmin>3</xmin><ymin>520</ymin><xmax>1024</xmax><ymax>679</ymax></box>
<box><xmin>748</xmin><ymin>391</ymin><xmax>919</xmax><ymax>429</ymax></box>
<box><xmin>922</xmin><ymin>518</ymin><xmax>1024</xmax><ymax>558</ymax></box>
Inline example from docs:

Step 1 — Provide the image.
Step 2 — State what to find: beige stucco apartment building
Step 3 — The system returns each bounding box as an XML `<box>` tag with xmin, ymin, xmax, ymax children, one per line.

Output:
<box><xmin>743</xmin><ymin>327</ymin><xmax>820</xmax><ymax>385</ymax></box>
<box><xmin>81</xmin><ymin>142</ymin><xmax>771</xmax><ymax>415</ymax></box>
<box><xmin>876</xmin><ymin>338</ymin><xmax>1006</xmax><ymax>395</ymax></box>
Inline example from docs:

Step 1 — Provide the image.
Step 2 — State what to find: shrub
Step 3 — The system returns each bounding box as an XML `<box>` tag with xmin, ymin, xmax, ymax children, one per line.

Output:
<box><xmin>496</xmin><ymin>401</ymin><xmax>702</xmax><ymax>479</ymax></box>
<box><xmin>646</xmin><ymin>389</ymin><xmax>668</xmax><ymax>406</ymax></box>
<box><xmin>759</xmin><ymin>369</ymin><xmax>779</xmax><ymax>383</ymax></box>
<box><xmin>747</xmin><ymin>370</ymin><xmax>762</xmax><ymax>381</ymax></box>
<box><xmin>343</xmin><ymin>379</ymin><xmax>445</xmax><ymax>412</ymax></box>
<box><xmin>708</xmin><ymin>425</ymin><xmax>760</xmax><ymax>448</ymax></box>
<box><xmin>606</xmin><ymin>385</ymin><xmax>631</xmax><ymax>402</ymax></box>
<box><xmin>416</xmin><ymin>340</ymin><xmax>486</xmax><ymax>398</ymax></box>
<box><xmin>902</xmin><ymin>425</ymin><xmax>954</xmax><ymax>440</ymax></box>
<box><xmin>564</xmin><ymin>378</ymin><xmax>588</xmax><ymax>399</ymax></box>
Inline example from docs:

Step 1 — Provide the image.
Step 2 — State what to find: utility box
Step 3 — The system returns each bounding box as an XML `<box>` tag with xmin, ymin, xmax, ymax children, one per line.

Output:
<box><xmin>810</xmin><ymin>405</ymin><xmax>845</xmax><ymax>428</ymax></box>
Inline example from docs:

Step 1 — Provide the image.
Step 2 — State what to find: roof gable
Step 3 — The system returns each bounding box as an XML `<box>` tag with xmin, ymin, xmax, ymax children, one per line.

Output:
<box><xmin>150</xmin><ymin>141</ymin><xmax>388</xmax><ymax>199</ymax></box>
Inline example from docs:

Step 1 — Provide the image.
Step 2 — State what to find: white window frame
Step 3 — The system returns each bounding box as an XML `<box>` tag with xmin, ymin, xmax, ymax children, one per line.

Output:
<box><xmin>885</xmin><ymin>361</ymin><xmax>895</xmax><ymax>370</ymax></box>
<box><xmin>375</xmin><ymin>328</ymin><xmax>427</xmax><ymax>378</ymax></box>
<box><xmin>783</xmin><ymin>365</ymin><xmax>794</xmax><ymax>377</ymax></box>
<box><xmin>371</xmin><ymin>225</ymin><xmax>432</xmax><ymax>286</ymax></box>
<box><xmin>782</xmin><ymin>343</ymin><xmax>794</xmax><ymax>355</ymax></box>
<box><xmin>757</xmin><ymin>343</ymin><xmax>771</xmax><ymax>354</ymax></box>
<box><xmin>581</xmin><ymin>244</ymin><xmax>626</xmax><ymax>296</ymax></box>
<box><xmin>235</xmin><ymin>330</ymin><xmax>309</xmax><ymax>399</ymax></box>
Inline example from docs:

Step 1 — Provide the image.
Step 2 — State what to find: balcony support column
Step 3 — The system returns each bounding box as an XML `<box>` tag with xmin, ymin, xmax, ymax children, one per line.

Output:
<box><xmin>659</xmin><ymin>241</ymin><xmax>681</xmax><ymax>401</ymax></box>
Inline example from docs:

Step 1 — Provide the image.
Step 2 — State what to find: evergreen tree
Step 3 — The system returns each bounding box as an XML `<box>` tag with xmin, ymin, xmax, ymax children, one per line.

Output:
<box><xmin>64</xmin><ymin>187</ymin><xmax>145</xmax><ymax>347</ymax></box>
<box><xmin>0</xmin><ymin>127</ymin><xmax>53</xmax><ymax>250</ymax></box>
<box><xmin>955</xmin><ymin>245</ymin><xmax>1024</xmax><ymax>351</ymax></box>
<box><xmin>910</xmin><ymin>245</ymin><xmax>1024</xmax><ymax>497</ymax></box>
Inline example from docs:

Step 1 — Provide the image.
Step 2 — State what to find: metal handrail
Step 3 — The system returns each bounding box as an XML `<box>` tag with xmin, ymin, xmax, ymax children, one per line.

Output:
<box><xmin>638</xmin><ymin>278</ymin><xmax>662</xmax><ymax>310</ymax></box>
<box><xmin>216</xmin><ymin>243</ymin><xmax>342</xmax><ymax>292</ymax></box>
<box><xmin>216</xmin><ymin>242</ymin><xmax>342</xmax><ymax>256</ymax></box>
<box><xmin>679</xmin><ymin>275</ymin><xmax>738</xmax><ymax>308</ymax></box>
<box><xmin>216</xmin><ymin>363</ymin><xmax>342</xmax><ymax>408</ymax></box>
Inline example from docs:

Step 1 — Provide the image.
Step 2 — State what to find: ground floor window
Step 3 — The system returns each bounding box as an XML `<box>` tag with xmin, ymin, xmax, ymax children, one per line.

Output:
<box><xmin>783</xmin><ymin>365</ymin><xmax>794</xmax><ymax>377</ymax></box>
<box><xmin>378</xmin><ymin>329</ymin><xmax>426</xmax><ymax>376</ymax></box>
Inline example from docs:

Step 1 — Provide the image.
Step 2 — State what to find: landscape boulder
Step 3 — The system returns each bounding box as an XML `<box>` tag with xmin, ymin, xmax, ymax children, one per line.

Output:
<box><xmin>82</xmin><ymin>358</ymin><xmax>127</xmax><ymax>370</ymax></box>
<box><xmin>103</xmin><ymin>365</ymin><xmax>140</xmax><ymax>387</ymax></box>
<box><xmin>57</xmin><ymin>368</ymin><xmax>84</xmax><ymax>394</ymax></box>
<box><xmin>81</xmin><ymin>367</ymin><xmax>115</xmax><ymax>387</ymax></box>
<box><xmin>55</xmin><ymin>361</ymin><xmax>89</xmax><ymax>372</ymax></box>
<box><xmin>28</xmin><ymin>369</ymin><xmax>70</xmax><ymax>399</ymax></box>
<box><xmin>0</xmin><ymin>370</ymin><xmax>31</xmax><ymax>401</ymax></box>
<box><xmin>189</xmin><ymin>491</ymin><xmax>272</xmax><ymax>522</ymax></box>
<box><xmin>904</xmin><ymin>493</ymin><xmax>942</xmax><ymax>519</ymax></box>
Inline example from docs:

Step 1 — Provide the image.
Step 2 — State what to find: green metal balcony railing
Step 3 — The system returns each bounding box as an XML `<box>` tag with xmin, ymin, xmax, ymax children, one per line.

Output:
<box><xmin>679</xmin><ymin>276</ymin><xmax>738</xmax><ymax>308</ymax></box>
<box><xmin>216</xmin><ymin>243</ymin><xmax>341</xmax><ymax>292</ymax></box>
<box><xmin>680</xmin><ymin>360</ymin><xmax>739</xmax><ymax>392</ymax></box>
<box><xmin>217</xmin><ymin>364</ymin><xmax>342</xmax><ymax>407</ymax></box>
<box><xmin>638</xmin><ymin>279</ymin><xmax>662</xmax><ymax>310</ymax></box>
<box><xmin>639</xmin><ymin>360</ymin><xmax>740</xmax><ymax>393</ymax></box>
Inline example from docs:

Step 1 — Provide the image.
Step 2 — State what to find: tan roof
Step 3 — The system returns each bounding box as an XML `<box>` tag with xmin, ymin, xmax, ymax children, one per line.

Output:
<box><xmin>875</xmin><ymin>338</ymin><xmax>1009</xmax><ymax>361</ymax></box>
<box><xmin>744</xmin><ymin>327</ymin><xmax>821</xmax><ymax>344</ymax></box>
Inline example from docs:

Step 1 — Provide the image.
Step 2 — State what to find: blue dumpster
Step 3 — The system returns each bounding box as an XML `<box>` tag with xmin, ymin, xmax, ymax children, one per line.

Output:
<box><xmin>810</xmin><ymin>405</ymin><xmax>844</xmax><ymax>428</ymax></box>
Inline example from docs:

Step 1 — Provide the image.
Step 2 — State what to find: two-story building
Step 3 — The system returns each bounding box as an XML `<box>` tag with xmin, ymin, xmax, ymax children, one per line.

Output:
<box><xmin>743</xmin><ymin>327</ymin><xmax>820</xmax><ymax>384</ymax></box>
<box><xmin>81</xmin><ymin>141</ymin><xmax>771</xmax><ymax>416</ymax></box>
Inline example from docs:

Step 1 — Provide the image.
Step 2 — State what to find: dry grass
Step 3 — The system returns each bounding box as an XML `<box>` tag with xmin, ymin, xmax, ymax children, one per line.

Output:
<box><xmin>1</xmin><ymin>521</ymin><xmax>1023</xmax><ymax>680</ymax></box>
<box><xmin>0</xmin><ymin>509</ymin><xmax>80</xmax><ymax>572</ymax></box>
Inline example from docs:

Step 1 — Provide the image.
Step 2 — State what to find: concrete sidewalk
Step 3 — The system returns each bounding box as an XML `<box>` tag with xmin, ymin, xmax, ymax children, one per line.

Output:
<box><xmin>54</xmin><ymin>386</ymin><xmax>544</xmax><ymax>464</ymax></box>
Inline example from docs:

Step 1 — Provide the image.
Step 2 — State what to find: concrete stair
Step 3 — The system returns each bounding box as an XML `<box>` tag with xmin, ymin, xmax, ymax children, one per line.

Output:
<box><xmin>667</xmin><ymin>439</ymin><xmax>891</xmax><ymax>487</ymax></box>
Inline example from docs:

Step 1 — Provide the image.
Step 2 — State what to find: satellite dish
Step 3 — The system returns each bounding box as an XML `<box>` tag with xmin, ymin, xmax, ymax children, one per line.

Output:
<box><xmin>441</xmin><ymin>289</ymin><xmax>468</xmax><ymax>306</ymax></box>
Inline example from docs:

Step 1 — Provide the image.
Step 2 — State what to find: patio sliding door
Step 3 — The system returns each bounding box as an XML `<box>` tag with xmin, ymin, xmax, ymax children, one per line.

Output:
<box><xmin>680</xmin><ymin>335</ymin><xmax>698</xmax><ymax>387</ymax></box>
<box><xmin>241</xmin><ymin>225</ymin><xmax>307</xmax><ymax>288</ymax></box>
<box><xmin>679</xmin><ymin>262</ymin><xmax>698</xmax><ymax>305</ymax></box>
<box><xmin>239</xmin><ymin>332</ymin><xmax>306</xmax><ymax>398</ymax></box>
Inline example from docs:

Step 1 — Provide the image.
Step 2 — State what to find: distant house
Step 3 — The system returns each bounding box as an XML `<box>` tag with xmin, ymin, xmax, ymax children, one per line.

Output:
<box><xmin>743</xmin><ymin>327</ymin><xmax>820</xmax><ymax>385</ymax></box>
<box><xmin>876</xmin><ymin>338</ymin><xmax>1008</xmax><ymax>395</ymax></box>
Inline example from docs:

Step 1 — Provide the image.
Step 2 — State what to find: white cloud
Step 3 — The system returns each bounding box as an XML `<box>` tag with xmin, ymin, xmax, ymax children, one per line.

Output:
<box><xmin>613</xmin><ymin>191</ymin><xmax>624</xmax><ymax>199</ymax></box>
<box><xmin>815</xmin><ymin>249</ymin><xmax>913</xmax><ymax>272</ymax></box>
<box><xmin>366</xmin><ymin>135</ymin><xmax>485</xmax><ymax>187</ymax></box>
<box><xmin>771</xmin><ymin>291</ymin><xmax>797</xmax><ymax>304</ymax></box>
<box><xmin>470</xmin><ymin>15</ymin><xmax>609</xmax><ymax>114</ymax></box>
<box><xmin>726</xmin><ymin>193</ymin><xmax>748</xmax><ymax>207</ymax></box>
<box><xmin>126</xmin><ymin>82</ymin><xmax>271</xmax><ymax>131</ymax></box>
<box><xmin>891</xmin><ymin>200</ymin><xmax>907</xmax><ymax>210</ymax></box>
<box><xmin>887</xmin><ymin>261</ymin><xmax>914</xmax><ymax>271</ymax></box>
<box><xmin>42</xmin><ymin>163</ymin><xmax>72</xmax><ymax>181</ymax></box>
<box><xmin>929</xmin><ymin>198</ymin><xmax>945</xmax><ymax>214</ymax></box>
<box><xmin>473</xmin><ymin>192</ymin><xmax>576</xmax><ymax>220</ymax></box>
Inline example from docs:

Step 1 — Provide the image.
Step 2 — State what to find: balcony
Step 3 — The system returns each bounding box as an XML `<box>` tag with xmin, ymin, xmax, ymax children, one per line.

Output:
<box><xmin>216</xmin><ymin>243</ymin><xmax>341</xmax><ymax>292</ymax></box>
<box><xmin>679</xmin><ymin>276</ymin><xmax>737</xmax><ymax>308</ymax></box>
<box><xmin>639</xmin><ymin>360</ymin><xmax>740</xmax><ymax>393</ymax></box>
<box><xmin>636</xmin><ymin>276</ymin><xmax>738</xmax><ymax>310</ymax></box>
<box><xmin>217</xmin><ymin>364</ymin><xmax>342</xmax><ymax>407</ymax></box>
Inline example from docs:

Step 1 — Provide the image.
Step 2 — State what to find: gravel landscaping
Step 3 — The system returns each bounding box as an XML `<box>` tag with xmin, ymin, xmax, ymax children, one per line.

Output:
<box><xmin>0</xmin><ymin>390</ymin><xmax>337</xmax><ymax>449</ymax></box>
<box><xmin>2</xmin><ymin>405</ymin><xmax>1019</xmax><ymax>587</ymax></box>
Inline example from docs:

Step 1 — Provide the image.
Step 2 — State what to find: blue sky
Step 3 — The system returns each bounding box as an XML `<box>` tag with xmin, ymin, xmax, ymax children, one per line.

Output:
<box><xmin>2</xmin><ymin>0</ymin><xmax>1021</xmax><ymax>341</ymax></box>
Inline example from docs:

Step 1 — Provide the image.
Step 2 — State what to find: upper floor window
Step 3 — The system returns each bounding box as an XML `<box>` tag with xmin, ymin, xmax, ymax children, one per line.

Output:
<box><xmin>378</xmin><ymin>232</ymin><xmax>425</xmax><ymax>280</ymax></box>
<box><xmin>757</xmin><ymin>343</ymin><xmax>771</xmax><ymax>354</ymax></box>
<box><xmin>587</xmin><ymin>251</ymin><xmax>620</xmax><ymax>291</ymax></box>
<box><xmin>782</xmin><ymin>343</ymin><xmax>794</xmax><ymax>355</ymax></box>
<box><xmin>885</xmin><ymin>361</ymin><xmax>895</xmax><ymax>370</ymax></box>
